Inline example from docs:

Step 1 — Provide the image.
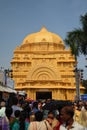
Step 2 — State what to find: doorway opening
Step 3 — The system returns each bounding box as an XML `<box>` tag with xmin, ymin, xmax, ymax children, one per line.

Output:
<box><xmin>36</xmin><ymin>92</ymin><xmax>52</xmax><ymax>100</ymax></box>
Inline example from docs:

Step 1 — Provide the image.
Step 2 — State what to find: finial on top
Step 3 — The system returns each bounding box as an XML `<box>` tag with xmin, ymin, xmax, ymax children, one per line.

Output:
<box><xmin>40</xmin><ymin>26</ymin><xmax>48</xmax><ymax>32</ymax></box>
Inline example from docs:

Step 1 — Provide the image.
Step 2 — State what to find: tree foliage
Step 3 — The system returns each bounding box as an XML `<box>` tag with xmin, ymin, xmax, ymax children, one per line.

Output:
<box><xmin>65</xmin><ymin>13</ymin><xmax>87</xmax><ymax>56</ymax></box>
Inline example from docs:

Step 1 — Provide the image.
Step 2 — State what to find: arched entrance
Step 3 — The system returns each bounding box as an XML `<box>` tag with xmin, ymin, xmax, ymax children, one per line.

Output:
<box><xmin>36</xmin><ymin>92</ymin><xmax>52</xmax><ymax>100</ymax></box>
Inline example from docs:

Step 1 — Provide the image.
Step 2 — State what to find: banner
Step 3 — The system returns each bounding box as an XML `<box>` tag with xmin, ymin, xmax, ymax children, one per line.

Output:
<box><xmin>6</xmin><ymin>77</ymin><xmax>14</xmax><ymax>89</ymax></box>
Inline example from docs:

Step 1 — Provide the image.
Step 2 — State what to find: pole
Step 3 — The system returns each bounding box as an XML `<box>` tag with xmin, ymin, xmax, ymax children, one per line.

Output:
<box><xmin>4</xmin><ymin>70</ymin><xmax>7</xmax><ymax>86</ymax></box>
<box><xmin>75</xmin><ymin>68</ymin><xmax>80</xmax><ymax>101</ymax></box>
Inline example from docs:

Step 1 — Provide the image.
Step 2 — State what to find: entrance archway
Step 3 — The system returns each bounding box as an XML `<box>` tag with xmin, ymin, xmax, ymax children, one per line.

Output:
<box><xmin>36</xmin><ymin>92</ymin><xmax>52</xmax><ymax>100</ymax></box>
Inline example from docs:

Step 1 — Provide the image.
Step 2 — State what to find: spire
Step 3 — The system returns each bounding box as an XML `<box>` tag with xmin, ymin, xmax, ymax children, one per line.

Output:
<box><xmin>40</xmin><ymin>26</ymin><xmax>48</xmax><ymax>32</ymax></box>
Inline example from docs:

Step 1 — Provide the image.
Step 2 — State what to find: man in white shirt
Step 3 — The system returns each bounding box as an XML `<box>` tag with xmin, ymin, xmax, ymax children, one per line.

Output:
<box><xmin>60</xmin><ymin>105</ymin><xmax>85</xmax><ymax>130</ymax></box>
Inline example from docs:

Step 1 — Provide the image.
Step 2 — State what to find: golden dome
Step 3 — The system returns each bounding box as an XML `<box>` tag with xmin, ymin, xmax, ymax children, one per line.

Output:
<box><xmin>22</xmin><ymin>27</ymin><xmax>64</xmax><ymax>45</ymax></box>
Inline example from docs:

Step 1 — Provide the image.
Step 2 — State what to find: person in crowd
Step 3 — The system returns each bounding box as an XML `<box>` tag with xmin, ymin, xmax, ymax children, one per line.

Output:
<box><xmin>10</xmin><ymin>110</ymin><xmax>20</xmax><ymax>130</ymax></box>
<box><xmin>23</xmin><ymin>101</ymin><xmax>31</xmax><ymax>124</ymax></box>
<box><xmin>17</xmin><ymin>91</ymin><xmax>25</xmax><ymax>107</ymax></box>
<box><xmin>29</xmin><ymin>110</ymin><xmax>54</xmax><ymax>130</ymax></box>
<box><xmin>11</xmin><ymin>96</ymin><xmax>22</xmax><ymax>118</ymax></box>
<box><xmin>47</xmin><ymin>110</ymin><xmax>58</xmax><ymax>129</ymax></box>
<box><xmin>74</xmin><ymin>102</ymin><xmax>82</xmax><ymax>122</ymax></box>
<box><xmin>11</xmin><ymin>109</ymin><xmax>30</xmax><ymax>130</ymax></box>
<box><xmin>1</xmin><ymin>92</ymin><xmax>9</xmax><ymax>107</ymax></box>
<box><xmin>28</xmin><ymin>111</ymin><xmax>43</xmax><ymax>130</ymax></box>
<box><xmin>0</xmin><ymin>106</ymin><xmax>13</xmax><ymax>130</ymax></box>
<box><xmin>29</xmin><ymin>101</ymin><xmax>39</xmax><ymax>122</ymax></box>
<box><xmin>38</xmin><ymin>101</ymin><xmax>43</xmax><ymax>112</ymax></box>
<box><xmin>78</xmin><ymin>101</ymin><xmax>85</xmax><ymax>111</ymax></box>
<box><xmin>39</xmin><ymin>112</ymin><xmax>54</xmax><ymax>130</ymax></box>
<box><xmin>0</xmin><ymin>101</ymin><xmax>6</xmax><ymax>117</ymax></box>
<box><xmin>0</xmin><ymin>113</ymin><xmax>9</xmax><ymax>130</ymax></box>
<box><xmin>10</xmin><ymin>96</ymin><xmax>22</xmax><ymax>129</ymax></box>
<box><xmin>19</xmin><ymin>110</ymin><xmax>30</xmax><ymax>130</ymax></box>
<box><xmin>5</xmin><ymin>107</ymin><xmax>13</xmax><ymax>121</ymax></box>
<box><xmin>31</xmin><ymin>101</ymin><xmax>39</xmax><ymax>114</ymax></box>
<box><xmin>59</xmin><ymin>105</ymin><xmax>85</xmax><ymax>130</ymax></box>
<box><xmin>50</xmin><ymin>109</ymin><xmax>63</xmax><ymax>130</ymax></box>
<box><xmin>7</xmin><ymin>93</ymin><xmax>16</xmax><ymax>107</ymax></box>
<box><xmin>78</xmin><ymin>101</ymin><xmax>87</xmax><ymax>128</ymax></box>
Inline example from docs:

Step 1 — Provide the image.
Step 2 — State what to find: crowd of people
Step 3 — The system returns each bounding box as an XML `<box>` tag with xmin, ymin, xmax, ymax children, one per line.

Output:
<box><xmin>0</xmin><ymin>91</ymin><xmax>87</xmax><ymax>130</ymax></box>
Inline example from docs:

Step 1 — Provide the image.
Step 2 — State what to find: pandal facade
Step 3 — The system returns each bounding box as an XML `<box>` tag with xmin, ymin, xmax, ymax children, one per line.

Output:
<box><xmin>11</xmin><ymin>27</ymin><xmax>84</xmax><ymax>100</ymax></box>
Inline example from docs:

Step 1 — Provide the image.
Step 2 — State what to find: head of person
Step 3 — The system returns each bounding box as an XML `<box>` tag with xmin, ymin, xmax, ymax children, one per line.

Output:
<box><xmin>14</xmin><ymin>110</ymin><xmax>21</xmax><ymax>118</ymax></box>
<box><xmin>78</xmin><ymin>101</ymin><xmax>84</xmax><ymax>110</ymax></box>
<box><xmin>35</xmin><ymin>111</ymin><xmax>43</xmax><ymax>121</ymax></box>
<box><xmin>0</xmin><ymin>101</ymin><xmax>6</xmax><ymax>108</ymax></box>
<box><xmin>13</xmin><ymin>96</ymin><xmax>18</xmax><ymax>105</ymax></box>
<box><xmin>60</xmin><ymin>106</ymin><xmax>74</xmax><ymax>123</ymax></box>
<box><xmin>32</xmin><ymin>101</ymin><xmax>38</xmax><ymax>109</ymax></box>
<box><xmin>38</xmin><ymin>101</ymin><xmax>42</xmax><ymax>110</ymax></box>
<box><xmin>47</xmin><ymin>110</ymin><xmax>54</xmax><ymax>120</ymax></box>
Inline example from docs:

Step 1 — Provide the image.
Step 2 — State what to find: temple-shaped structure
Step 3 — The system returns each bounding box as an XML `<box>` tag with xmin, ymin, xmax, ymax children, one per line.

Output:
<box><xmin>11</xmin><ymin>27</ymin><xmax>84</xmax><ymax>100</ymax></box>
